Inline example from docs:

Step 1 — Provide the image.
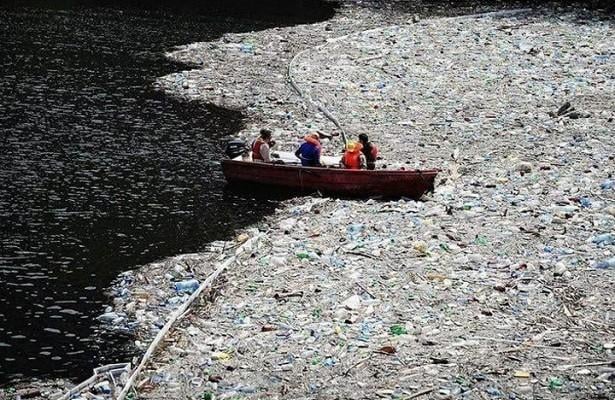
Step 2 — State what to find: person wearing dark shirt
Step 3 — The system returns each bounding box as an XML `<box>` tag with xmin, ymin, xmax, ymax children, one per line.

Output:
<box><xmin>358</xmin><ymin>133</ymin><xmax>378</xmax><ymax>170</ymax></box>
<box><xmin>295</xmin><ymin>133</ymin><xmax>322</xmax><ymax>167</ymax></box>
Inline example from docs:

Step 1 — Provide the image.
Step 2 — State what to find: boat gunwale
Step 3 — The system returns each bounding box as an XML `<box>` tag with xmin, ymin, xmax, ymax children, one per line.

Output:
<box><xmin>222</xmin><ymin>159</ymin><xmax>440</xmax><ymax>176</ymax></box>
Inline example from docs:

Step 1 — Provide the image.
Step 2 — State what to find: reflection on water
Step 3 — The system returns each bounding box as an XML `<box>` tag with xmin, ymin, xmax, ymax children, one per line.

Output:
<box><xmin>0</xmin><ymin>1</ymin><xmax>335</xmax><ymax>383</ymax></box>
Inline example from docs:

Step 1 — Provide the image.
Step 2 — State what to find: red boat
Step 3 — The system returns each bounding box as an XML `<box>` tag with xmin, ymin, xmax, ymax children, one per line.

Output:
<box><xmin>222</xmin><ymin>151</ymin><xmax>438</xmax><ymax>198</ymax></box>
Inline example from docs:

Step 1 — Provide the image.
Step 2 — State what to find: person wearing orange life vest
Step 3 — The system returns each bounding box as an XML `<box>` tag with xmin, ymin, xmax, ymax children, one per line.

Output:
<box><xmin>340</xmin><ymin>141</ymin><xmax>367</xmax><ymax>169</ymax></box>
<box><xmin>358</xmin><ymin>133</ymin><xmax>378</xmax><ymax>170</ymax></box>
<box><xmin>251</xmin><ymin>128</ymin><xmax>276</xmax><ymax>162</ymax></box>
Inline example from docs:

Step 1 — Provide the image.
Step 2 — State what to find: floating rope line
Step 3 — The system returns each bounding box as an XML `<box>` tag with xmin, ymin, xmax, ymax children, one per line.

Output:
<box><xmin>286</xmin><ymin>7</ymin><xmax>532</xmax><ymax>150</ymax></box>
<box><xmin>58</xmin><ymin>9</ymin><xmax>536</xmax><ymax>399</ymax></box>
<box><xmin>288</xmin><ymin>39</ymin><xmax>350</xmax><ymax>148</ymax></box>
<box><xmin>115</xmin><ymin>235</ymin><xmax>262</xmax><ymax>400</ymax></box>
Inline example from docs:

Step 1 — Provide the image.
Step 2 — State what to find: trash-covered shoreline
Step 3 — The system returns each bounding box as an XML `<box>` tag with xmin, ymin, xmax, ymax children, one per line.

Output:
<box><xmin>120</xmin><ymin>3</ymin><xmax>614</xmax><ymax>399</ymax></box>
<box><xmin>8</xmin><ymin>2</ymin><xmax>614</xmax><ymax>399</ymax></box>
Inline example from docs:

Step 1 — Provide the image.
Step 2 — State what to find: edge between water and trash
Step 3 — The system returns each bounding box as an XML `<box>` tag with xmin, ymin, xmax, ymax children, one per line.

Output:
<box><xmin>47</xmin><ymin>6</ymin><xmax>545</xmax><ymax>400</ymax></box>
<box><xmin>41</xmin><ymin>4</ymin><xmax>615</xmax><ymax>400</ymax></box>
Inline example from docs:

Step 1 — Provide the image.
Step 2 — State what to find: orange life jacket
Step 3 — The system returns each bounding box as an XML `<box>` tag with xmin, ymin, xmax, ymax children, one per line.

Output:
<box><xmin>304</xmin><ymin>134</ymin><xmax>321</xmax><ymax>148</ymax></box>
<box><xmin>342</xmin><ymin>143</ymin><xmax>363</xmax><ymax>169</ymax></box>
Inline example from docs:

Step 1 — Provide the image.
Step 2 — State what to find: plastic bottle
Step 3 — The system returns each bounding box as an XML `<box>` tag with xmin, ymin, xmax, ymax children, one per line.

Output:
<box><xmin>579</xmin><ymin>197</ymin><xmax>592</xmax><ymax>208</ymax></box>
<box><xmin>174</xmin><ymin>279</ymin><xmax>200</xmax><ymax>294</ymax></box>
<box><xmin>346</xmin><ymin>223</ymin><xmax>364</xmax><ymax>240</ymax></box>
<box><xmin>595</xmin><ymin>258</ymin><xmax>615</xmax><ymax>269</ymax></box>
<box><xmin>600</xmin><ymin>180</ymin><xmax>613</xmax><ymax>190</ymax></box>
<box><xmin>240</xmin><ymin>43</ymin><xmax>254</xmax><ymax>54</ymax></box>
<box><xmin>592</xmin><ymin>233</ymin><xmax>615</xmax><ymax>246</ymax></box>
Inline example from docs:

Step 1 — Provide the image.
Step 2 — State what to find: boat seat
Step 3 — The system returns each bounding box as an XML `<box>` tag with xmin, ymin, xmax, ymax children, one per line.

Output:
<box><xmin>241</xmin><ymin>151</ymin><xmax>341</xmax><ymax>167</ymax></box>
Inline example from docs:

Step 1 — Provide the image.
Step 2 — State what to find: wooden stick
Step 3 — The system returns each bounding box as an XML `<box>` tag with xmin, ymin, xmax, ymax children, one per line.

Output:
<box><xmin>407</xmin><ymin>387</ymin><xmax>434</xmax><ymax>399</ymax></box>
<box><xmin>355</xmin><ymin>281</ymin><xmax>376</xmax><ymax>299</ymax></box>
<box><xmin>469</xmin><ymin>336</ymin><xmax>556</xmax><ymax>350</ymax></box>
<box><xmin>539</xmin><ymin>355</ymin><xmax>573</xmax><ymax>361</ymax></box>
<box><xmin>345</xmin><ymin>250</ymin><xmax>377</xmax><ymax>259</ymax></box>
<box><xmin>344</xmin><ymin>357</ymin><xmax>371</xmax><ymax>376</ymax></box>
<box><xmin>558</xmin><ymin>360</ymin><xmax>614</xmax><ymax>369</ymax></box>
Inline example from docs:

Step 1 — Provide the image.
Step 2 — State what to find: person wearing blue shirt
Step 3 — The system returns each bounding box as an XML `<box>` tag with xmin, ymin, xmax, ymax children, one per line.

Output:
<box><xmin>295</xmin><ymin>133</ymin><xmax>322</xmax><ymax>167</ymax></box>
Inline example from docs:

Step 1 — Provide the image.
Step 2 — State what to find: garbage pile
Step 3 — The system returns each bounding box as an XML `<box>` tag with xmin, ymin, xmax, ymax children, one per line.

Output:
<box><xmin>130</xmin><ymin>192</ymin><xmax>613</xmax><ymax>399</ymax></box>
<box><xmin>102</xmin><ymin>245</ymin><xmax>235</xmax><ymax>345</ymax></box>
<box><xmin>102</xmin><ymin>4</ymin><xmax>612</xmax><ymax>400</ymax></box>
<box><xmin>52</xmin><ymin>364</ymin><xmax>131</xmax><ymax>400</ymax></box>
<box><xmin>155</xmin><ymin>4</ymin><xmax>414</xmax><ymax>154</ymax></box>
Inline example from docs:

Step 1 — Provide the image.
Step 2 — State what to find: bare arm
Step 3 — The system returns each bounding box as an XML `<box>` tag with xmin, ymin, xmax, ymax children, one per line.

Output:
<box><xmin>260</xmin><ymin>143</ymin><xmax>272</xmax><ymax>162</ymax></box>
<box><xmin>359</xmin><ymin>153</ymin><xmax>367</xmax><ymax>169</ymax></box>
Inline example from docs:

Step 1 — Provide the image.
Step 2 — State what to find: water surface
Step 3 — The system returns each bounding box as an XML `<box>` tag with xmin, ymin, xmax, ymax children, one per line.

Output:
<box><xmin>0</xmin><ymin>0</ymin><xmax>335</xmax><ymax>383</ymax></box>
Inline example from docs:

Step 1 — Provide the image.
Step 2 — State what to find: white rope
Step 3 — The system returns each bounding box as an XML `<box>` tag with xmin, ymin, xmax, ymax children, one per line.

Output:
<box><xmin>286</xmin><ymin>7</ymin><xmax>532</xmax><ymax>148</ymax></box>
<box><xmin>288</xmin><ymin>46</ymin><xmax>349</xmax><ymax>147</ymax></box>
<box><xmin>450</xmin><ymin>8</ymin><xmax>532</xmax><ymax>20</ymax></box>
<box><xmin>115</xmin><ymin>8</ymin><xmax>535</xmax><ymax>397</ymax></box>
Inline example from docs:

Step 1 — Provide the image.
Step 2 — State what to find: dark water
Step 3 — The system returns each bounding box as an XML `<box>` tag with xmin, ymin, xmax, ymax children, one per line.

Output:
<box><xmin>0</xmin><ymin>0</ymin><xmax>335</xmax><ymax>384</ymax></box>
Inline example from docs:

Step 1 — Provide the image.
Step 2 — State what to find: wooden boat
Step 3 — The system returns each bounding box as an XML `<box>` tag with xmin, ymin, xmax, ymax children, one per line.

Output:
<box><xmin>222</xmin><ymin>151</ymin><xmax>438</xmax><ymax>198</ymax></box>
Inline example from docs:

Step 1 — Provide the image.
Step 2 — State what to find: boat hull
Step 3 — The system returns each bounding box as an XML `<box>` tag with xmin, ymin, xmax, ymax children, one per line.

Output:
<box><xmin>222</xmin><ymin>160</ymin><xmax>438</xmax><ymax>198</ymax></box>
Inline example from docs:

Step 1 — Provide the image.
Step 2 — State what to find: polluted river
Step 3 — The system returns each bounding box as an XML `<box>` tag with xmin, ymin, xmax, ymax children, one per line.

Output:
<box><xmin>0</xmin><ymin>0</ymin><xmax>335</xmax><ymax>384</ymax></box>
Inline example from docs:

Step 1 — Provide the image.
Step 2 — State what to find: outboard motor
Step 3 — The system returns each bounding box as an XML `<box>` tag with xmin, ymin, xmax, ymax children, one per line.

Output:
<box><xmin>224</xmin><ymin>138</ymin><xmax>248</xmax><ymax>159</ymax></box>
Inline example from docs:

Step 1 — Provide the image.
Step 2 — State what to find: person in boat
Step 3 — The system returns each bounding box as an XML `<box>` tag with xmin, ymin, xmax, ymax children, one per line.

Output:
<box><xmin>251</xmin><ymin>128</ymin><xmax>276</xmax><ymax>163</ymax></box>
<box><xmin>295</xmin><ymin>133</ymin><xmax>321</xmax><ymax>167</ymax></box>
<box><xmin>340</xmin><ymin>141</ymin><xmax>366</xmax><ymax>169</ymax></box>
<box><xmin>358</xmin><ymin>133</ymin><xmax>379</xmax><ymax>170</ymax></box>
